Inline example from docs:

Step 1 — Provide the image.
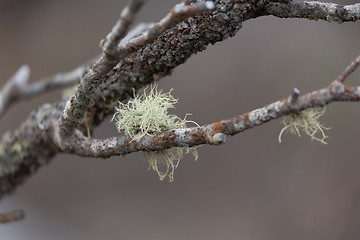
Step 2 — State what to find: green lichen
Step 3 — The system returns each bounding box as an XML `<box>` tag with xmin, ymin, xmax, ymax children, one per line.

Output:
<box><xmin>22</xmin><ymin>140</ymin><xmax>30</xmax><ymax>150</ymax></box>
<box><xmin>147</xmin><ymin>147</ymin><xmax>198</xmax><ymax>182</ymax></box>
<box><xmin>278</xmin><ymin>107</ymin><xmax>330</xmax><ymax>144</ymax></box>
<box><xmin>111</xmin><ymin>85</ymin><xmax>198</xmax><ymax>182</ymax></box>
<box><xmin>326</xmin><ymin>14</ymin><xmax>341</xmax><ymax>22</ymax></box>
<box><xmin>9</xmin><ymin>140</ymin><xmax>31</xmax><ymax>155</ymax></box>
<box><xmin>11</xmin><ymin>142</ymin><xmax>22</xmax><ymax>154</ymax></box>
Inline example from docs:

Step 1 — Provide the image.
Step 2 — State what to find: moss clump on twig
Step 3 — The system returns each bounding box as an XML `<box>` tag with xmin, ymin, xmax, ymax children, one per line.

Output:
<box><xmin>278</xmin><ymin>107</ymin><xmax>330</xmax><ymax>144</ymax></box>
<box><xmin>111</xmin><ymin>85</ymin><xmax>198</xmax><ymax>182</ymax></box>
<box><xmin>147</xmin><ymin>147</ymin><xmax>198</xmax><ymax>182</ymax></box>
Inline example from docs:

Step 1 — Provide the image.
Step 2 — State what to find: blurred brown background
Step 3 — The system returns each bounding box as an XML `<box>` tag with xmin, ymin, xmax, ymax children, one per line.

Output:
<box><xmin>0</xmin><ymin>0</ymin><xmax>360</xmax><ymax>239</ymax></box>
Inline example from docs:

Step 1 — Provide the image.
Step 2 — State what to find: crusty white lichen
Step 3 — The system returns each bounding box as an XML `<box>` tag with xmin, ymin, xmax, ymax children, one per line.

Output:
<box><xmin>111</xmin><ymin>85</ymin><xmax>198</xmax><ymax>182</ymax></box>
<box><xmin>278</xmin><ymin>107</ymin><xmax>330</xmax><ymax>144</ymax></box>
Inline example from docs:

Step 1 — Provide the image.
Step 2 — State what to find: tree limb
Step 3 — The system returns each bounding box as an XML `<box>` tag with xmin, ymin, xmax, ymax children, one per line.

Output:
<box><xmin>58</xmin><ymin>0</ymin><xmax>214</xmax><ymax>137</ymax></box>
<box><xmin>0</xmin><ymin>0</ymin><xmax>359</xmax><ymax>217</ymax></box>
<box><xmin>0</xmin><ymin>22</ymin><xmax>156</xmax><ymax>119</ymax></box>
<box><xmin>58</xmin><ymin>0</ymin><xmax>147</xmax><ymax>137</ymax></box>
<box><xmin>59</xmin><ymin>54</ymin><xmax>360</xmax><ymax>158</ymax></box>
<box><xmin>266</xmin><ymin>1</ymin><xmax>360</xmax><ymax>22</ymax></box>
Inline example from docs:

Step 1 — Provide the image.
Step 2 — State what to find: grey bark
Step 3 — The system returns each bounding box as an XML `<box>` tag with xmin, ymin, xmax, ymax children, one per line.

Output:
<box><xmin>0</xmin><ymin>0</ymin><xmax>359</xmax><ymax>204</ymax></box>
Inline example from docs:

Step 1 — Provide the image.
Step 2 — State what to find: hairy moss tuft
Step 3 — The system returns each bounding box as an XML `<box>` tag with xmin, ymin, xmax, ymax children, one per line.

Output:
<box><xmin>278</xmin><ymin>107</ymin><xmax>330</xmax><ymax>144</ymax></box>
<box><xmin>112</xmin><ymin>85</ymin><xmax>198</xmax><ymax>181</ymax></box>
<box><xmin>147</xmin><ymin>147</ymin><xmax>198</xmax><ymax>182</ymax></box>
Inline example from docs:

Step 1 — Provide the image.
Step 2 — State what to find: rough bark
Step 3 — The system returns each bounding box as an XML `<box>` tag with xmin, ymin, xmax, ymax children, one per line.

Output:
<box><xmin>0</xmin><ymin>0</ymin><xmax>359</xmax><ymax>219</ymax></box>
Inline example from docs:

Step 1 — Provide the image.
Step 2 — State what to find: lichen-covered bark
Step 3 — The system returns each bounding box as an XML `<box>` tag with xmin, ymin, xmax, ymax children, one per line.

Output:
<box><xmin>0</xmin><ymin>102</ymin><xmax>62</xmax><ymax>197</ymax></box>
<box><xmin>58</xmin><ymin>0</ymin><xmax>146</xmax><ymax>137</ymax></box>
<box><xmin>59</xmin><ymin>79</ymin><xmax>360</xmax><ymax>158</ymax></box>
<box><xmin>0</xmin><ymin>0</ymin><xmax>250</xmax><ymax>198</ymax></box>
<box><xmin>0</xmin><ymin>0</ymin><xmax>359</xmax><ymax>202</ymax></box>
<box><xmin>88</xmin><ymin>0</ymin><xmax>249</xmax><ymax>125</ymax></box>
<box><xmin>59</xmin><ymin>1</ymin><xmax>214</xmax><ymax>137</ymax></box>
<box><xmin>266</xmin><ymin>1</ymin><xmax>360</xmax><ymax>22</ymax></box>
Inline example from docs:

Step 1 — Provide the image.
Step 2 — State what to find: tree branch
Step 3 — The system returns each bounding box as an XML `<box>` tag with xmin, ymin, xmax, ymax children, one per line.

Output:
<box><xmin>0</xmin><ymin>209</ymin><xmax>25</xmax><ymax>224</ymax></box>
<box><xmin>58</xmin><ymin>0</ymin><xmax>147</xmax><ymax>137</ymax></box>
<box><xmin>266</xmin><ymin>1</ymin><xmax>360</xmax><ymax>22</ymax></box>
<box><xmin>0</xmin><ymin>22</ymin><xmax>156</xmax><ymax>119</ymax></box>
<box><xmin>87</xmin><ymin>0</ymin><xmax>246</xmax><ymax>126</ymax></box>
<box><xmin>338</xmin><ymin>54</ymin><xmax>360</xmax><ymax>83</ymax></box>
<box><xmin>59</xmin><ymin>54</ymin><xmax>360</xmax><ymax>158</ymax></box>
<box><xmin>0</xmin><ymin>65</ymin><xmax>30</xmax><ymax>118</ymax></box>
<box><xmin>0</xmin><ymin>0</ymin><xmax>359</xmax><ymax>211</ymax></box>
<box><xmin>4</xmin><ymin>0</ymin><xmax>358</xmax><ymax>122</ymax></box>
<box><xmin>85</xmin><ymin>0</ymin><xmax>360</xmax><ymax>129</ymax></box>
<box><xmin>58</xmin><ymin>0</ymin><xmax>214</xmax><ymax>137</ymax></box>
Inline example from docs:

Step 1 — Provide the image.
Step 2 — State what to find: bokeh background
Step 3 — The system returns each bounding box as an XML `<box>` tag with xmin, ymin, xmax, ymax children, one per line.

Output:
<box><xmin>0</xmin><ymin>0</ymin><xmax>360</xmax><ymax>239</ymax></box>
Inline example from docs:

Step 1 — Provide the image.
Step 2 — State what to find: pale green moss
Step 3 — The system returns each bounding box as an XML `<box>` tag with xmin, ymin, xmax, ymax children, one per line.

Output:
<box><xmin>278</xmin><ymin>107</ymin><xmax>330</xmax><ymax>144</ymax></box>
<box><xmin>112</xmin><ymin>85</ymin><xmax>198</xmax><ymax>181</ymax></box>
<box><xmin>147</xmin><ymin>147</ymin><xmax>198</xmax><ymax>182</ymax></box>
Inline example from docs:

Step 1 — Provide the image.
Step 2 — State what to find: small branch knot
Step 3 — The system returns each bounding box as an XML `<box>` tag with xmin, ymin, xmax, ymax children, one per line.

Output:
<box><xmin>212</xmin><ymin>133</ymin><xmax>228</xmax><ymax>145</ymax></box>
<box><xmin>289</xmin><ymin>87</ymin><xmax>300</xmax><ymax>103</ymax></box>
<box><xmin>330</xmin><ymin>80</ymin><xmax>345</xmax><ymax>95</ymax></box>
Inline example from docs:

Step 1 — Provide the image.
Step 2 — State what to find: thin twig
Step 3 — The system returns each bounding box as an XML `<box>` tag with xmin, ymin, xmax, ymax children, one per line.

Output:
<box><xmin>21</xmin><ymin>64</ymin><xmax>87</xmax><ymax>98</ymax></box>
<box><xmin>0</xmin><ymin>21</ymin><xmax>156</xmax><ymax>119</ymax></box>
<box><xmin>102</xmin><ymin>0</ymin><xmax>147</xmax><ymax>56</ymax></box>
<box><xmin>0</xmin><ymin>63</ymin><xmax>89</xmax><ymax>119</ymax></box>
<box><xmin>59</xmin><ymin>0</ymin><xmax>147</xmax><ymax>137</ymax></box>
<box><xmin>0</xmin><ymin>209</ymin><xmax>25</xmax><ymax>224</ymax></box>
<box><xmin>0</xmin><ymin>65</ymin><xmax>30</xmax><ymax>118</ymax></box>
<box><xmin>116</xmin><ymin>1</ymin><xmax>216</xmax><ymax>59</ymax></box>
<box><xmin>337</xmin><ymin>54</ymin><xmax>360</xmax><ymax>83</ymax></box>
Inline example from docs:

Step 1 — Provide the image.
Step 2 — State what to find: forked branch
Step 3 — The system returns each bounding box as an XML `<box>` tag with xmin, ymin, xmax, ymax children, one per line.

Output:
<box><xmin>58</xmin><ymin>0</ymin><xmax>214</xmax><ymax>137</ymax></box>
<box><xmin>60</xmin><ymin>55</ymin><xmax>360</xmax><ymax>158</ymax></box>
<box><xmin>0</xmin><ymin>0</ymin><xmax>359</xmax><ymax>223</ymax></box>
